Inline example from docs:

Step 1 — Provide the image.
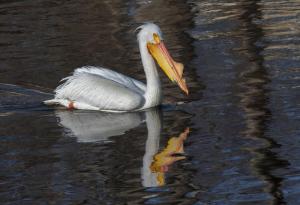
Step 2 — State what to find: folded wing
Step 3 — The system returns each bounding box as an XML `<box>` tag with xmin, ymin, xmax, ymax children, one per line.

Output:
<box><xmin>53</xmin><ymin>66</ymin><xmax>146</xmax><ymax>111</ymax></box>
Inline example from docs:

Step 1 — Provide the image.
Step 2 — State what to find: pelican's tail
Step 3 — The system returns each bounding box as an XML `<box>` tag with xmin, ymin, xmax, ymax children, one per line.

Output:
<box><xmin>44</xmin><ymin>99</ymin><xmax>100</xmax><ymax>110</ymax></box>
<box><xmin>44</xmin><ymin>99</ymin><xmax>60</xmax><ymax>105</ymax></box>
<box><xmin>44</xmin><ymin>99</ymin><xmax>72</xmax><ymax>107</ymax></box>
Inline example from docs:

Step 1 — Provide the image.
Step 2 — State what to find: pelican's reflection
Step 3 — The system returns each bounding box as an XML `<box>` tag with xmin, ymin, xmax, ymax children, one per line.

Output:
<box><xmin>55</xmin><ymin>108</ymin><xmax>189</xmax><ymax>187</ymax></box>
<box><xmin>56</xmin><ymin>110</ymin><xmax>144</xmax><ymax>142</ymax></box>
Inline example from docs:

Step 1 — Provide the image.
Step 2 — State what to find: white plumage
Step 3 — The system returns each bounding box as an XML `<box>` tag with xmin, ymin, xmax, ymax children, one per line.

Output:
<box><xmin>44</xmin><ymin>23</ymin><xmax>187</xmax><ymax>112</ymax></box>
<box><xmin>53</xmin><ymin>66</ymin><xmax>146</xmax><ymax>111</ymax></box>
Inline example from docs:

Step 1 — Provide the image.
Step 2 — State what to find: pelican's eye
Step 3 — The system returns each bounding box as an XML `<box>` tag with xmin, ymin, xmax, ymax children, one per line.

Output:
<box><xmin>153</xmin><ymin>33</ymin><xmax>161</xmax><ymax>44</ymax></box>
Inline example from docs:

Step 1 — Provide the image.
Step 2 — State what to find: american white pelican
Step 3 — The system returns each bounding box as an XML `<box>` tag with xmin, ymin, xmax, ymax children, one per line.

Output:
<box><xmin>44</xmin><ymin>23</ymin><xmax>188</xmax><ymax>112</ymax></box>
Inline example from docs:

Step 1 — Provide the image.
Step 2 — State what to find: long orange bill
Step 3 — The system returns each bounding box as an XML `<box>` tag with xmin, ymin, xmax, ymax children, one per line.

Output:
<box><xmin>147</xmin><ymin>36</ymin><xmax>189</xmax><ymax>95</ymax></box>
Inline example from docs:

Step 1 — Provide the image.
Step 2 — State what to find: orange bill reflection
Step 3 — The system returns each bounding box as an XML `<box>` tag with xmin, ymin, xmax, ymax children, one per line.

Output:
<box><xmin>150</xmin><ymin>127</ymin><xmax>190</xmax><ymax>186</ymax></box>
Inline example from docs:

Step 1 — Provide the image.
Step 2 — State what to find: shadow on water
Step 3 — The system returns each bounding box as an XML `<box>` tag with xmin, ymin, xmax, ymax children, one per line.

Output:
<box><xmin>235</xmin><ymin>1</ymin><xmax>289</xmax><ymax>204</ymax></box>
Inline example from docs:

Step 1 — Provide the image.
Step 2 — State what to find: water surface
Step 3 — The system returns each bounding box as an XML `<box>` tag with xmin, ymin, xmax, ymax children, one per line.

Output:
<box><xmin>0</xmin><ymin>0</ymin><xmax>300</xmax><ymax>204</ymax></box>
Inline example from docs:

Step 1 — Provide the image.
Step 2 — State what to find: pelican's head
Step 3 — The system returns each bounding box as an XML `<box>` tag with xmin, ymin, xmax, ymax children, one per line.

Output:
<box><xmin>137</xmin><ymin>23</ymin><xmax>189</xmax><ymax>95</ymax></box>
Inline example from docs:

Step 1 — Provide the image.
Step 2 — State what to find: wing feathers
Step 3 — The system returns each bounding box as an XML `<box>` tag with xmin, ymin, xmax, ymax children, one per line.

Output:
<box><xmin>53</xmin><ymin>66</ymin><xmax>146</xmax><ymax>111</ymax></box>
<box><xmin>74</xmin><ymin>66</ymin><xmax>146</xmax><ymax>94</ymax></box>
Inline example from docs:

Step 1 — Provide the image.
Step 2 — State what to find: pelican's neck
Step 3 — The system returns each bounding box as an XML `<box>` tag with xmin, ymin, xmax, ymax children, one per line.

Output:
<box><xmin>139</xmin><ymin>40</ymin><xmax>162</xmax><ymax>108</ymax></box>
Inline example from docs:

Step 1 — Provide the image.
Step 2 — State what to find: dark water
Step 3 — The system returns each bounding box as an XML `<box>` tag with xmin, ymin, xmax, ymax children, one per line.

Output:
<box><xmin>0</xmin><ymin>0</ymin><xmax>300</xmax><ymax>204</ymax></box>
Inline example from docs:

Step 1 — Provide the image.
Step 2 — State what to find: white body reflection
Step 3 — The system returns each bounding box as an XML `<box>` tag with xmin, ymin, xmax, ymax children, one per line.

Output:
<box><xmin>56</xmin><ymin>110</ymin><xmax>144</xmax><ymax>142</ymax></box>
<box><xmin>55</xmin><ymin>108</ymin><xmax>188</xmax><ymax>187</ymax></box>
